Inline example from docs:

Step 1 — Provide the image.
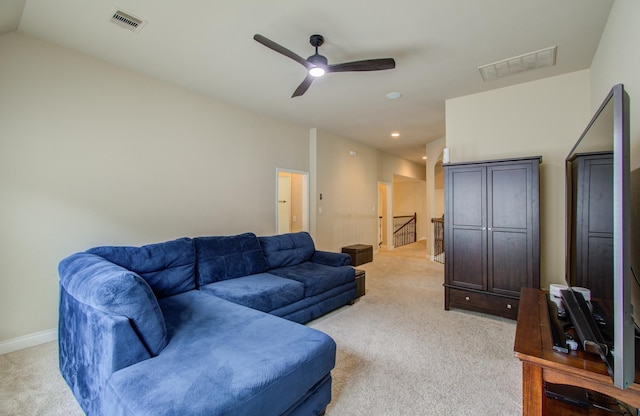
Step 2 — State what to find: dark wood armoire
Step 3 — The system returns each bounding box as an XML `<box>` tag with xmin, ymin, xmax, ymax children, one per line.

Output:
<box><xmin>444</xmin><ymin>156</ymin><xmax>541</xmax><ymax>319</ymax></box>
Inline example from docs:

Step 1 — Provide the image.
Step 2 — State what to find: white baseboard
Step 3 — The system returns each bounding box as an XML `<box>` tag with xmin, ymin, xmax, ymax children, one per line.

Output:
<box><xmin>0</xmin><ymin>328</ymin><xmax>57</xmax><ymax>355</ymax></box>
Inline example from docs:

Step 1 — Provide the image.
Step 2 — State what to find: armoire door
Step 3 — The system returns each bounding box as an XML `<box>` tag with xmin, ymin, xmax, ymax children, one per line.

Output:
<box><xmin>445</xmin><ymin>166</ymin><xmax>487</xmax><ymax>290</ymax></box>
<box><xmin>487</xmin><ymin>162</ymin><xmax>537</xmax><ymax>297</ymax></box>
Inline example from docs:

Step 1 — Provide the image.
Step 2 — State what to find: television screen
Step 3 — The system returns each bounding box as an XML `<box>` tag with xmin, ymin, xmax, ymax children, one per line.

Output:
<box><xmin>565</xmin><ymin>84</ymin><xmax>634</xmax><ymax>389</ymax></box>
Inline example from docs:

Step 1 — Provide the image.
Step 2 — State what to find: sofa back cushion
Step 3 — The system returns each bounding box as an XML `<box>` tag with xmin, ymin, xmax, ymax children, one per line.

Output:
<box><xmin>87</xmin><ymin>238</ymin><xmax>196</xmax><ymax>298</ymax></box>
<box><xmin>195</xmin><ymin>233</ymin><xmax>268</xmax><ymax>286</ymax></box>
<box><xmin>259</xmin><ymin>232</ymin><xmax>316</xmax><ymax>269</ymax></box>
<box><xmin>59</xmin><ymin>253</ymin><xmax>168</xmax><ymax>356</ymax></box>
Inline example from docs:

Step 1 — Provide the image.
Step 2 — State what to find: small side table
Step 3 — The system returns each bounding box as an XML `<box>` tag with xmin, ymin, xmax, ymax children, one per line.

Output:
<box><xmin>342</xmin><ymin>244</ymin><xmax>373</xmax><ymax>266</ymax></box>
<box><xmin>355</xmin><ymin>269</ymin><xmax>366</xmax><ymax>298</ymax></box>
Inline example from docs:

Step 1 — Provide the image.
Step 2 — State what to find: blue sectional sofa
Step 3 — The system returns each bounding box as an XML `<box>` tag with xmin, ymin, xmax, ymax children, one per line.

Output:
<box><xmin>58</xmin><ymin>232</ymin><xmax>356</xmax><ymax>416</ymax></box>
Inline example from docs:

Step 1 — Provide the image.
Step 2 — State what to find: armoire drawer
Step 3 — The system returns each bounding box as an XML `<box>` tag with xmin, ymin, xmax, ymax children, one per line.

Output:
<box><xmin>447</xmin><ymin>287</ymin><xmax>519</xmax><ymax>320</ymax></box>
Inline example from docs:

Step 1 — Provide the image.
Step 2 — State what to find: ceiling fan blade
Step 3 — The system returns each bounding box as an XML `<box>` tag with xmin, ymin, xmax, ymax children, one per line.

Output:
<box><xmin>254</xmin><ymin>34</ymin><xmax>311</xmax><ymax>69</ymax></box>
<box><xmin>327</xmin><ymin>58</ymin><xmax>396</xmax><ymax>73</ymax></box>
<box><xmin>292</xmin><ymin>75</ymin><xmax>314</xmax><ymax>97</ymax></box>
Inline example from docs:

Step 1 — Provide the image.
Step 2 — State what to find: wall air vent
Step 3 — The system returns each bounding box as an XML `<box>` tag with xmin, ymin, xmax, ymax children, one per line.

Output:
<box><xmin>478</xmin><ymin>46</ymin><xmax>557</xmax><ymax>82</ymax></box>
<box><xmin>110</xmin><ymin>9</ymin><xmax>146</xmax><ymax>33</ymax></box>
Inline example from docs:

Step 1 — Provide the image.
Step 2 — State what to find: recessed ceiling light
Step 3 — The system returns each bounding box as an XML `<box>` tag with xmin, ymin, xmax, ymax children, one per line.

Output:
<box><xmin>391</xmin><ymin>132</ymin><xmax>400</xmax><ymax>138</ymax></box>
<box><xmin>386</xmin><ymin>92</ymin><xmax>402</xmax><ymax>100</ymax></box>
<box><xmin>422</xmin><ymin>156</ymin><xmax>427</xmax><ymax>160</ymax></box>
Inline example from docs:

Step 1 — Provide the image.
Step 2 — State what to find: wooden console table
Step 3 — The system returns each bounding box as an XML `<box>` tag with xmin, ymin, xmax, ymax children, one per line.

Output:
<box><xmin>514</xmin><ymin>288</ymin><xmax>640</xmax><ymax>415</ymax></box>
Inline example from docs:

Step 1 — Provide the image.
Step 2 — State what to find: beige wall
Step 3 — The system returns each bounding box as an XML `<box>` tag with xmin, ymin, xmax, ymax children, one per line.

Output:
<box><xmin>290</xmin><ymin>173</ymin><xmax>304</xmax><ymax>233</ymax></box>
<box><xmin>378</xmin><ymin>182</ymin><xmax>388</xmax><ymax>247</ymax></box>
<box><xmin>590</xmin><ymin>0</ymin><xmax>640</xmax><ymax>170</ymax></box>
<box><xmin>445</xmin><ymin>70</ymin><xmax>592</xmax><ymax>289</ymax></box>
<box><xmin>426</xmin><ymin>137</ymin><xmax>446</xmax><ymax>258</ymax></box>
<box><xmin>433</xmin><ymin>162</ymin><xmax>444</xmax><ymax>217</ymax></box>
<box><xmin>381</xmin><ymin>153</ymin><xmax>426</xmax><ymax>183</ymax></box>
<box><xmin>0</xmin><ymin>33</ymin><xmax>313</xmax><ymax>343</ymax></box>
<box><xmin>312</xmin><ymin>129</ymin><xmax>425</xmax><ymax>252</ymax></box>
<box><xmin>313</xmin><ymin>130</ymin><xmax>380</xmax><ymax>251</ymax></box>
<box><xmin>392</xmin><ymin>176</ymin><xmax>427</xmax><ymax>242</ymax></box>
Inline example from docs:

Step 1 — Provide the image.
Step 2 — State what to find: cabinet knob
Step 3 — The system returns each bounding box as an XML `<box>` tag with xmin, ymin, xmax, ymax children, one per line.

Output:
<box><xmin>465</xmin><ymin>296</ymin><xmax>470</xmax><ymax>301</ymax></box>
<box><xmin>506</xmin><ymin>304</ymin><xmax>512</xmax><ymax>309</ymax></box>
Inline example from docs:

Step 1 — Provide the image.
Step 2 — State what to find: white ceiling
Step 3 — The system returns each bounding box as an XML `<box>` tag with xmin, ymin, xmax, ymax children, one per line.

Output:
<box><xmin>1</xmin><ymin>0</ymin><xmax>613</xmax><ymax>164</ymax></box>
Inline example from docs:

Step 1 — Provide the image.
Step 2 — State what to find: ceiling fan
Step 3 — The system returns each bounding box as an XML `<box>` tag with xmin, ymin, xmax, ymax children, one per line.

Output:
<box><xmin>254</xmin><ymin>34</ymin><xmax>396</xmax><ymax>97</ymax></box>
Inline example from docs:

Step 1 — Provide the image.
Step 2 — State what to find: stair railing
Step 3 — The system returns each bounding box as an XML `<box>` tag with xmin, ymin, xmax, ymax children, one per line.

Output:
<box><xmin>431</xmin><ymin>215</ymin><xmax>444</xmax><ymax>264</ymax></box>
<box><xmin>393</xmin><ymin>212</ymin><xmax>416</xmax><ymax>248</ymax></box>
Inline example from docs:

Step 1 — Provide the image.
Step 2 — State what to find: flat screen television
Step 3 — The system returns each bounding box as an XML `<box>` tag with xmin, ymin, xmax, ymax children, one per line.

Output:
<box><xmin>565</xmin><ymin>83</ymin><xmax>635</xmax><ymax>389</ymax></box>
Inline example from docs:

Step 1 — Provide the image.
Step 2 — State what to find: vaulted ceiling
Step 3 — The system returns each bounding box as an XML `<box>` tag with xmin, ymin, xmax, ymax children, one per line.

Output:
<box><xmin>0</xmin><ymin>0</ymin><xmax>613</xmax><ymax>164</ymax></box>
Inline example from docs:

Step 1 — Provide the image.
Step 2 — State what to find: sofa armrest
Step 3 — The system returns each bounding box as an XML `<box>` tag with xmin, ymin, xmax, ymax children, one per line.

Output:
<box><xmin>310</xmin><ymin>251</ymin><xmax>352</xmax><ymax>267</ymax></box>
<box><xmin>58</xmin><ymin>252</ymin><xmax>168</xmax><ymax>356</ymax></box>
<box><xmin>59</xmin><ymin>289</ymin><xmax>151</xmax><ymax>415</ymax></box>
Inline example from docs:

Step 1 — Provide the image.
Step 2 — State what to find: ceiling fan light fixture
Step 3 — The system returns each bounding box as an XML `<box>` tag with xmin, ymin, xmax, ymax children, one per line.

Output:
<box><xmin>253</xmin><ymin>33</ymin><xmax>396</xmax><ymax>97</ymax></box>
<box><xmin>309</xmin><ymin>67</ymin><xmax>326</xmax><ymax>77</ymax></box>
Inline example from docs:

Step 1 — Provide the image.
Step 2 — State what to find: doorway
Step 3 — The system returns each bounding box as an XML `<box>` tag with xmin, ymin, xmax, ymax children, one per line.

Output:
<box><xmin>276</xmin><ymin>169</ymin><xmax>309</xmax><ymax>234</ymax></box>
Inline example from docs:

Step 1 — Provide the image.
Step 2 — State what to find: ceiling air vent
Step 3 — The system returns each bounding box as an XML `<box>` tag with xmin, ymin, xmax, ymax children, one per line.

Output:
<box><xmin>110</xmin><ymin>9</ymin><xmax>146</xmax><ymax>33</ymax></box>
<box><xmin>478</xmin><ymin>46</ymin><xmax>557</xmax><ymax>82</ymax></box>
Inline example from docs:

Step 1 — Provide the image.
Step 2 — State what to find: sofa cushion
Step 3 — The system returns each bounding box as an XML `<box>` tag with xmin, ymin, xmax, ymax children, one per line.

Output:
<box><xmin>195</xmin><ymin>233</ymin><xmax>268</xmax><ymax>286</ymax></box>
<box><xmin>58</xmin><ymin>253</ymin><xmax>168</xmax><ymax>356</ymax></box>
<box><xmin>270</xmin><ymin>283</ymin><xmax>357</xmax><ymax>324</ymax></box>
<box><xmin>87</xmin><ymin>238</ymin><xmax>196</xmax><ymax>298</ymax></box>
<box><xmin>104</xmin><ymin>291</ymin><xmax>336</xmax><ymax>416</ymax></box>
<box><xmin>200</xmin><ymin>273</ymin><xmax>305</xmax><ymax>312</ymax></box>
<box><xmin>268</xmin><ymin>262</ymin><xmax>355</xmax><ymax>297</ymax></box>
<box><xmin>259</xmin><ymin>232</ymin><xmax>316</xmax><ymax>269</ymax></box>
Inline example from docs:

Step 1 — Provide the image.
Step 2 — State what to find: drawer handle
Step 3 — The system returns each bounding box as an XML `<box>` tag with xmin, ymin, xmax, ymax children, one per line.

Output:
<box><xmin>465</xmin><ymin>296</ymin><xmax>470</xmax><ymax>301</ymax></box>
<box><xmin>506</xmin><ymin>304</ymin><xmax>512</xmax><ymax>309</ymax></box>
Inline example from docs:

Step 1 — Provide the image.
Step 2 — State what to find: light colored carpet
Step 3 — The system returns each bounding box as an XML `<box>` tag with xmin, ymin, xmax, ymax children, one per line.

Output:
<box><xmin>0</xmin><ymin>242</ymin><xmax>521</xmax><ymax>415</ymax></box>
<box><xmin>311</xmin><ymin>242</ymin><xmax>521</xmax><ymax>415</ymax></box>
<box><xmin>0</xmin><ymin>339</ymin><xmax>83</xmax><ymax>415</ymax></box>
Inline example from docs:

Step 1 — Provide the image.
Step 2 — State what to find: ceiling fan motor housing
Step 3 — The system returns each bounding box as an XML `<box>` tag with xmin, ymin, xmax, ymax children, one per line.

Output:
<box><xmin>309</xmin><ymin>34</ymin><xmax>324</xmax><ymax>48</ymax></box>
<box><xmin>307</xmin><ymin>54</ymin><xmax>328</xmax><ymax>66</ymax></box>
<box><xmin>308</xmin><ymin>35</ymin><xmax>328</xmax><ymax>67</ymax></box>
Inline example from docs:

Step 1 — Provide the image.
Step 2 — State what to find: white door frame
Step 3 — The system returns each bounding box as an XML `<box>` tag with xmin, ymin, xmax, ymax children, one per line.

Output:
<box><xmin>277</xmin><ymin>173</ymin><xmax>292</xmax><ymax>234</ymax></box>
<box><xmin>378</xmin><ymin>181</ymin><xmax>393</xmax><ymax>250</ymax></box>
<box><xmin>276</xmin><ymin>168</ymin><xmax>310</xmax><ymax>234</ymax></box>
